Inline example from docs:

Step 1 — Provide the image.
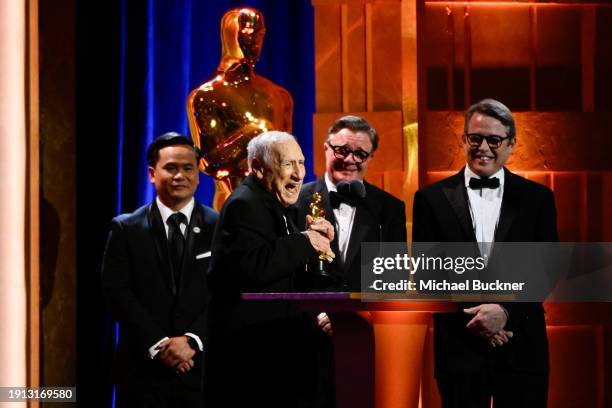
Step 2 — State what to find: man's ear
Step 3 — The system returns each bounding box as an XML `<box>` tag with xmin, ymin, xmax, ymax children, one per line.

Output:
<box><xmin>251</xmin><ymin>158</ymin><xmax>265</xmax><ymax>179</ymax></box>
<box><xmin>148</xmin><ymin>166</ymin><xmax>156</xmax><ymax>183</ymax></box>
<box><xmin>508</xmin><ymin>137</ymin><xmax>517</xmax><ymax>148</ymax></box>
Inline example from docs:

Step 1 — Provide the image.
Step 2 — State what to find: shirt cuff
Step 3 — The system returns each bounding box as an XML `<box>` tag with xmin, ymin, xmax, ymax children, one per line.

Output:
<box><xmin>184</xmin><ymin>332</ymin><xmax>204</xmax><ymax>352</ymax></box>
<box><xmin>148</xmin><ymin>336</ymin><xmax>169</xmax><ymax>359</ymax></box>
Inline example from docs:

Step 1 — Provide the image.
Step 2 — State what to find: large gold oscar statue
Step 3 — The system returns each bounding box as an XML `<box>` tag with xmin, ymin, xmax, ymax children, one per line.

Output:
<box><xmin>187</xmin><ymin>8</ymin><xmax>293</xmax><ymax>209</ymax></box>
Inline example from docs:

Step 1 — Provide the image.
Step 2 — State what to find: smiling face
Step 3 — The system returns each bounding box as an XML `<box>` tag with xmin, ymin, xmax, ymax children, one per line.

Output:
<box><xmin>148</xmin><ymin>145</ymin><xmax>199</xmax><ymax>210</ymax></box>
<box><xmin>325</xmin><ymin>128</ymin><xmax>373</xmax><ymax>184</ymax></box>
<box><xmin>464</xmin><ymin>112</ymin><xmax>515</xmax><ymax>177</ymax></box>
<box><xmin>255</xmin><ymin>139</ymin><xmax>305</xmax><ymax>207</ymax></box>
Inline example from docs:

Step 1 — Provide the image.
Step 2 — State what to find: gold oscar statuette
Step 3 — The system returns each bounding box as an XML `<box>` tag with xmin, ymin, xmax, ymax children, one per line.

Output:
<box><xmin>309</xmin><ymin>193</ymin><xmax>334</xmax><ymax>280</ymax></box>
<box><xmin>186</xmin><ymin>7</ymin><xmax>294</xmax><ymax>210</ymax></box>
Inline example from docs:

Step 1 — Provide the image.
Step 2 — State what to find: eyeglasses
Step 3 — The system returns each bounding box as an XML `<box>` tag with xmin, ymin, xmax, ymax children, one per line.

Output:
<box><xmin>464</xmin><ymin>133</ymin><xmax>512</xmax><ymax>149</ymax></box>
<box><xmin>326</xmin><ymin>142</ymin><xmax>372</xmax><ymax>164</ymax></box>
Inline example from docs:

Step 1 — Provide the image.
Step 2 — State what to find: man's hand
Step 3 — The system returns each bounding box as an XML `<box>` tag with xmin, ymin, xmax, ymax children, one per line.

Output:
<box><xmin>464</xmin><ymin>304</ymin><xmax>508</xmax><ymax>338</ymax></box>
<box><xmin>157</xmin><ymin>336</ymin><xmax>196</xmax><ymax>371</ymax></box>
<box><xmin>303</xmin><ymin>230</ymin><xmax>335</xmax><ymax>261</ymax></box>
<box><xmin>489</xmin><ymin>330</ymin><xmax>514</xmax><ymax>347</ymax></box>
<box><xmin>306</xmin><ymin>215</ymin><xmax>335</xmax><ymax>241</ymax></box>
<box><xmin>175</xmin><ymin>359</ymin><xmax>195</xmax><ymax>373</ymax></box>
<box><xmin>316</xmin><ymin>312</ymin><xmax>333</xmax><ymax>336</ymax></box>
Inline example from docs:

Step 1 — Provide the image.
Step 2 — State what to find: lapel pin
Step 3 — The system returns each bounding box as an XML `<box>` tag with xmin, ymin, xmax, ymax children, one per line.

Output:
<box><xmin>193</xmin><ymin>226</ymin><xmax>201</xmax><ymax>234</ymax></box>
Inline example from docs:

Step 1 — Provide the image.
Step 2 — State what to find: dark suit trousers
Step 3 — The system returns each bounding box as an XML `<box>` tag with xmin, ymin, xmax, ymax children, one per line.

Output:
<box><xmin>436</xmin><ymin>362</ymin><xmax>548</xmax><ymax>408</ymax></box>
<box><xmin>115</xmin><ymin>380</ymin><xmax>203</xmax><ymax>408</ymax></box>
<box><xmin>206</xmin><ymin>318</ymin><xmax>318</xmax><ymax>408</ymax></box>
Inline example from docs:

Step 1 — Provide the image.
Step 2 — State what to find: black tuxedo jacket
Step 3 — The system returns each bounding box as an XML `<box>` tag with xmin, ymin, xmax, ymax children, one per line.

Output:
<box><xmin>412</xmin><ymin>167</ymin><xmax>558</xmax><ymax>377</ymax></box>
<box><xmin>101</xmin><ymin>200</ymin><xmax>218</xmax><ymax>389</ymax></box>
<box><xmin>207</xmin><ymin>175</ymin><xmax>320</xmax><ymax>334</ymax></box>
<box><xmin>297</xmin><ymin>177</ymin><xmax>407</xmax><ymax>291</ymax></box>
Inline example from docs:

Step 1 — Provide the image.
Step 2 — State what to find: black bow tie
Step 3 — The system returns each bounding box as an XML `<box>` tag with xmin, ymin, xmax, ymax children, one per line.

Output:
<box><xmin>329</xmin><ymin>191</ymin><xmax>357</xmax><ymax>209</ymax></box>
<box><xmin>469</xmin><ymin>177</ymin><xmax>500</xmax><ymax>190</ymax></box>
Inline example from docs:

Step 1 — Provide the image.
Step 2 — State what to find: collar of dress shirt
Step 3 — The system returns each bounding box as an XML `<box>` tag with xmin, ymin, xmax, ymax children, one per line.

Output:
<box><xmin>324</xmin><ymin>172</ymin><xmax>338</xmax><ymax>193</ymax></box>
<box><xmin>156</xmin><ymin>196</ymin><xmax>195</xmax><ymax>226</ymax></box>
<box><xmin>464</xmin><ymin>165</ymin><xmax>505</xmax><ymax>189</ymax></box>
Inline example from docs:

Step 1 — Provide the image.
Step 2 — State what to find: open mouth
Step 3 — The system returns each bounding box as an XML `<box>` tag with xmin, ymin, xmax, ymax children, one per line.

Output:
<box><xmin>285</xmin><ymin>182</ymin><xmax>301</xmax><ymax>194</ymax></box>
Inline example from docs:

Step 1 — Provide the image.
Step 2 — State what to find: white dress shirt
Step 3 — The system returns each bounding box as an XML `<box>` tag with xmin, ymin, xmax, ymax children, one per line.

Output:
<box><xmin>325</xmin><ymin>173</ymin><xmax>357</xmax><ymax>263</ymax></box>
<box><xmin>464</xmin><ymin>166</ymin><xmax>505</xmax><ymax>259</ymax></box>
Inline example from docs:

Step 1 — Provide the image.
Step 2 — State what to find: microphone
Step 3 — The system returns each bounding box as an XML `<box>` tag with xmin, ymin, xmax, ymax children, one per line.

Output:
<box><xmin>336</xmin><ymin>179</ymin><xmax>366</xmax><ymax>199</ymax></box>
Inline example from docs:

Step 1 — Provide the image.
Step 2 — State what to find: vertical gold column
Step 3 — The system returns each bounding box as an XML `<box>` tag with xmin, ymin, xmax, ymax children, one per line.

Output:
<box><xmin>341</xmin><ymin>3</ymin><xmax>350</xmax><ymax>113</ymax></box>
<box><xmin>0</xmin><ymin>0</ymin><xmax>28</xmax><ymax>405</ymax></box>
<box><xmin>365</xmin><ymin>2</ymin><xmax>374</xmax><ymax>112</ymax></box>
<box><xmin>401</xmin><ymin>0</ymin><xmax>419</xmax><ymax>239</ymax></box>
<box><xmin>27</xmin><ymin>0</ymin><xmax>40</xmax><ymax>402</ymax></box>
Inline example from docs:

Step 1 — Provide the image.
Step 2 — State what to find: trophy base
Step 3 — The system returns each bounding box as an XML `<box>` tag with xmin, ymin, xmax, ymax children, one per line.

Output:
<box><xmin>314</xmin><ymin>259</ymin><xmax>337</xmax><ymax>288</ymax></box>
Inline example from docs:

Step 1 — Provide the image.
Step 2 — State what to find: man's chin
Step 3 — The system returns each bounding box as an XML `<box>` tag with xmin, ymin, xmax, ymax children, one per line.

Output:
<box><xmin>332</xmin><ymin>170</ymin><xmax>360</xmax><ymax>183</ymax></box>
<box><xmin>169</xmin><ymin>193</ymin><xmax>191</xmax><ymax>202</ymax></box>
<box><xmin>469</xmin><ymin>162</ymin><xmax>499</xmax><ymax>178</ymax></box>
<box><xmin>280</xmin><ymin>197</ymin><xmax>298</xmax><ymax>207</ymax></box>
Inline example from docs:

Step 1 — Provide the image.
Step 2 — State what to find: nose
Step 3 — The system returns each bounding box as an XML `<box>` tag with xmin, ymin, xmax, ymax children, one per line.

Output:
<box><xmin>342</xmin><ymin>153</ymin><xmax>357</xmax><ymax>164</ymax></box>
<box><xmin>291</xmin><ymin>163</ymin><xmax>305</xmax><ymax>180</ymax></box>
<box><xmin>476</xmin><ymin>138</ymin><xmax>491</xmax><ymax>152</ymax></box>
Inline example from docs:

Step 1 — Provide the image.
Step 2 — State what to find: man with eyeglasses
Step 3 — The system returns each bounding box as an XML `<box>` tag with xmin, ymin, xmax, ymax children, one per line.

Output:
<box><xmin>412</xmin><ymin>99</ymin><xmax>558</xmax><ymax>407</ymax></box>
<box><xmin>298</xmin><ymin>115</ymin><xmax>407</xmax><ymax>292</ymax></box>
<box><xmin>296</xmin><ymin>115</ymin><xmax>406</xmax><ymax>407</ymax></box>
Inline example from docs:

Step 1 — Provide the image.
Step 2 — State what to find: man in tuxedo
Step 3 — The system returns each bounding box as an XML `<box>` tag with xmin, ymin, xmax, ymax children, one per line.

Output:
<box><xmin>412</xmin><ymin>99</ymin><xmax>559</xmax><ymax>407</ymax></box>
<box><xmin>296</xmin><ymin>115</ymin><xmax>406</xmax><ymax>407</ymax></box>
<box><xmin>297</xmin><ymin>115</ymin><xmax>407</xmax><ymax>292</ymax></box>
<box><xmin>206</xmin><ymin>131</ymin><xmax>335</xmax><ymax>407</ymax></box>
<box><xmin>102</xmin><ymin>132</ymin><xmax>218</xmax><ymax>407</ymax></box>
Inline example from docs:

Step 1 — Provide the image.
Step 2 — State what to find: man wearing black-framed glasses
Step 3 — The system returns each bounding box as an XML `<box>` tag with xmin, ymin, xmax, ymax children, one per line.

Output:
<box><xmin>297</xmin><ymin>115</ymin><xmax>406</xmax><ymax>407</ymax></box>
<box><xmin>298</xmin><ymin>115</ymin><xmax>406</xmax><ymax>292</ymax></box>
<box><xmin>412</xmin><ymin>99</ymin><xmax>558</xmax><ymax>408</ymax></box>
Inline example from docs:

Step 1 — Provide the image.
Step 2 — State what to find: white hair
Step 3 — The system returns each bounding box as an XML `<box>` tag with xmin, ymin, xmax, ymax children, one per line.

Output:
<box><xmin>247</xmin><ymin>131</ymin><xmax>297</xmax><ymax>170</ymax></box>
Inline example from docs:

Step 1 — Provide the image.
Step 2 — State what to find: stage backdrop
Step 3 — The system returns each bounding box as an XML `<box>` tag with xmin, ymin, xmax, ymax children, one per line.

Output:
<box><xmin>75</xmin><ymin>1</ymin><xmax>314</xmax><ymax>406</ymax></box>
<box><xmin>115</xmin><ymin>0</ymin><xmax>315</xmax><ymax>214</ymax></box>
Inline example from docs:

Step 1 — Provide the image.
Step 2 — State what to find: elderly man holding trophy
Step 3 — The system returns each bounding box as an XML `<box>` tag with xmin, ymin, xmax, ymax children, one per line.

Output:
<box><xmin>205</xmin><ymin>131</ymin><xmax>335</xmax><ymax>407</ymax></box>
<box><xmin>185</xmin><ymin>7</ymin><xmax>341</xmax><ymax>407</ymax></box>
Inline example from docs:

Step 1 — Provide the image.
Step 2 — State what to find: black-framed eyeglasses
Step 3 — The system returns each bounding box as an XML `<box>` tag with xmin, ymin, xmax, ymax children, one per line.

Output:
<box><xmin>327</xmin><ymin>142</ymin><xmax>372</xmax><ymax>163</ymax></box>
<box><xmin>464</xmin><ymin>133</ymin><xmax>511</xmax><ymax>149</ymax></box>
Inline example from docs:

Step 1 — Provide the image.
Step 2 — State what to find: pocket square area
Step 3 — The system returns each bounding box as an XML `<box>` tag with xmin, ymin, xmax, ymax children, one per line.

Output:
<box><xmin>196</xmin><ymin>251</ymin><xmax>211</xmax><ymax>259</ymax></box>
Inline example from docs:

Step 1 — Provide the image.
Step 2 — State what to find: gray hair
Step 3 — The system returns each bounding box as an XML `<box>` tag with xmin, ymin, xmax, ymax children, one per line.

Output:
<box><xmin>247</xmin><ymin>131</ymin><xmax>297</xmax><ymax>170</ymax></box>
<box><xmin>327</xmin><ymin>115</ymin><xmax>378</xmax><ymax>152</ymax></box>
<box><xmin>464</xmin><ymin>98</ymin><xmax>516</xmax><ymax>140</ymax></box>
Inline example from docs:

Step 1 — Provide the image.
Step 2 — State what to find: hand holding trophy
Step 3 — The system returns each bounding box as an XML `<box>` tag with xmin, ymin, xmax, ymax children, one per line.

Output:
<box><xmin>306</xmin><ymin>192</ymin><xmax>335</xmax><ymax>279</ymax></box>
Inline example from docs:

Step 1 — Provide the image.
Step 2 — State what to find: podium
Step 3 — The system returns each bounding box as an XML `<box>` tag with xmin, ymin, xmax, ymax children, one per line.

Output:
<box><xmin>243</xmin><ymin>292</ymin><xmax>455</xmax><ymax>408</ymax></box>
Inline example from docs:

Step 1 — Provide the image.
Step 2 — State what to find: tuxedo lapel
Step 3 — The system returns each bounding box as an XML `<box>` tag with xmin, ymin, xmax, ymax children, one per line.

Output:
<box><xmin>314</xmin><ymin>180</ymin><xmax>341</xmax><ymax>260</ymax></box>
<box><xmin>344</xmin><ymin>183</ymin><xmax>378</xmax><ymax>271</ymax></box>
<box><xmin>176</xmin><ymin>203</ymin><xmax>206</xmax><ymax>295</ymax></box>
<box><xmin>495</xmin><ymin>168</ymin><xmax>520</xmax><ymax>242</ymax></box>
<box><xmin>442</xmin><ymin>170</ymin><xmax>477</xmax><ymax>242</ymax></box>
<box><xmin>148</xmin><ymin>202</ymin><xmax>176</xmax><ymax>295</ymax></box>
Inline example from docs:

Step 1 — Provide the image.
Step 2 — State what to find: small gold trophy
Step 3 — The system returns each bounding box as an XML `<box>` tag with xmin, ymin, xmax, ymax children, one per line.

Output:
<box><xmin>309</xmin><ymin>192</ymin><xmax>333</xmax><ymax>278</ymax></box>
